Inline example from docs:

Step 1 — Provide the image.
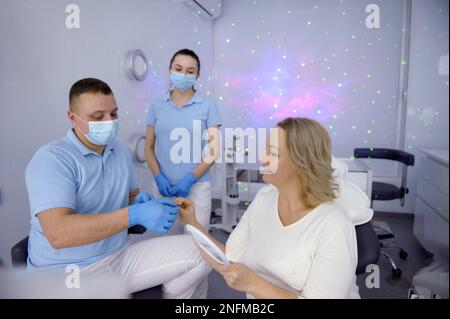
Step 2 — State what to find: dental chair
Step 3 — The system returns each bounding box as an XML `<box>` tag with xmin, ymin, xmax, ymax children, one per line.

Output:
<box><xmin>332</xmin><ymin>157</ymin><xmax>380</xmax><ymax>276</ymax></box>
<box><xmin>355</xmin><ymin>222</ymin><xmax>380</xmax><ymax>275</ymax></box>
<box><xmin>11</xmin><ymin>226</ymin><xmax>162</xmax><ymax>299</ymax></box>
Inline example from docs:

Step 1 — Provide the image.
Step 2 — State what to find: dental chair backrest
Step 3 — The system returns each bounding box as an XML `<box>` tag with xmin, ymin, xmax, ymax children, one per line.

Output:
<box><xmin>332</xmin><ymin>157</ymin><xmax>373</xmax><ymax>226</ymax></box>
<box><xmin>331</xmin><ymin>157</ymin><xmax>379</xmax><ymax>275</ymax></box>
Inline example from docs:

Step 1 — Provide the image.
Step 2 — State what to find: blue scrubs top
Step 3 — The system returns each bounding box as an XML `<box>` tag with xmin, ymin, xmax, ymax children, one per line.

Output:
<box><xmin>25</xmin><ymin>129</ymin><xmax>138</xmax><ymax>269</ymax></box>
<box><xmin>146</xmin><ymin>91</ymin><xmax>222</xmax><ymax>185</ymax></box>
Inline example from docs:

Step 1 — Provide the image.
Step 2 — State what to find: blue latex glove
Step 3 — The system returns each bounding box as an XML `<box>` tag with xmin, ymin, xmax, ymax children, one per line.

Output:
<box><xmin>169</xmin><ymin>172</ymin><xmax>197</xmax><ymax>197</ymax></box>
<box><xmin>134</xmin><ymin>192</ymin><xmax>155</xmax><ymax>204</ymax></box>
<box><xmin>128</xmin><ymin>198</ymin><xmax>179</xmax><ymax>234</ymax></box>
<box><xmin>155</xmin><ymin>172</ymin><xmax>172</xmax><ymax>197</ymax></box>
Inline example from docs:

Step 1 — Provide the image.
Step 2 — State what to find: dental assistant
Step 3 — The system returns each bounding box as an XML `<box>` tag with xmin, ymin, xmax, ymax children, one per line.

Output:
<box><xmin>144</xmin><ymin>48</ymin><xmax>222</xmax><ymax>233</ymax></box>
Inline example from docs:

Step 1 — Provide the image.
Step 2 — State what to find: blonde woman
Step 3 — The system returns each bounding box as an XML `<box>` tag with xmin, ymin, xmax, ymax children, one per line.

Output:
<box><xmin>176</xmin><ymin>117</ymin><xmax>360</xmax><ymax>299</ymax></box>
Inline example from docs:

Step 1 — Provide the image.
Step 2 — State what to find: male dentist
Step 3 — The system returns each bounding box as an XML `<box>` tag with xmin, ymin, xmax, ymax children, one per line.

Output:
<box><xmin>25</xmin><ymin>78</ymin><xmax>211</xmax><ymax>298</ymax></box>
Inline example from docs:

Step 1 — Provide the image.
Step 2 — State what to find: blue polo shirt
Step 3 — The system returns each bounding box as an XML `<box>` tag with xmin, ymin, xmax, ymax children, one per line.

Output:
<box><xmin>146</xmin><ymin>91</ymin><xmax>222</xmax><ymax>185</ymax></box>
<box><xmin>25</xmin><ymin>129</ymin><xmax>138</xmax><ymax>269</ymax></box>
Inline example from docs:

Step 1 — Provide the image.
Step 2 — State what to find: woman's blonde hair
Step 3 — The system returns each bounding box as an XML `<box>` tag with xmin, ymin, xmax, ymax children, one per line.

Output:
<box><xmin>277</xmin><ymin>117</ymin><xmax>337</xmax><ymax>208</ymax></box>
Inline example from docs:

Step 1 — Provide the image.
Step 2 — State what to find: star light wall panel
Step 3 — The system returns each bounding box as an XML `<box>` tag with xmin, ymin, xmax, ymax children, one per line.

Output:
<box><xmin>214</xmin><ymin>0</ymin><xmax>407</xmax><ymax>176</ymax></box>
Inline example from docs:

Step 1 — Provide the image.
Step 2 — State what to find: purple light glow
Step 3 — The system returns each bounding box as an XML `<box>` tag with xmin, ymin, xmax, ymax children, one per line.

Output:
<box><xmin>222</xmin><ymin>50</ymin><xmax>355</xmax><ymax>127</ymax></box>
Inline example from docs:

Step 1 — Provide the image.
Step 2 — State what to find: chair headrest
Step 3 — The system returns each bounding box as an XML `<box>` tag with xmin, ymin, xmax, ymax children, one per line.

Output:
<box><xmin>332</xmin><ymin>157</ymin><xmax>374</xmax><ymax>226</ymax></box>
<box><xmin>332</xmin><ymin>157</ymin><xmax>348</xmax><ymax>182</ymax></box>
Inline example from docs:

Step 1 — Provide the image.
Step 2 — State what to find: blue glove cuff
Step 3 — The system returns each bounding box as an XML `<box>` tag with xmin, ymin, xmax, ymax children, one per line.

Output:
<box><xmin>128</xmin><ymin>204</ymin><xmax>139</xmax><ymax>226</ymax></box>
<box><xmin>187</xmin><ymin>172</ymin><xmax>197</xmax><ymax>184</ymax></box>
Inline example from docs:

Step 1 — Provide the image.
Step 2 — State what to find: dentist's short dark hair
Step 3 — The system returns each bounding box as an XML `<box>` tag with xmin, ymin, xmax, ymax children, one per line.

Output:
<box><xmin>69</xmin><ymin>78</ymin><xmax>113</xmax><ymax>111</ymax></box>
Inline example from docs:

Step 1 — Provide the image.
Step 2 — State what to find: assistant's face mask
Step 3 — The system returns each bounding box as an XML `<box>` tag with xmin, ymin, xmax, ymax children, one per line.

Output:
<box><xmin>170</xmin><ymin>71</ymin><xmax>197</xmax><ymax>91</ymax></box>
<box><xmin>74</xmin><ymin>114</ymin><xmax>119</xmax><ymax>146</ymax></box>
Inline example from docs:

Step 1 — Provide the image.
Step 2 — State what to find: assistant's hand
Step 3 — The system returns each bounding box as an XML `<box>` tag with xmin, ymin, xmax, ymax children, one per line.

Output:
<box><xmin>128</xmin><ymin>198</ymin><xmax>178</xmax><ymax>234</ymax></box>
<box><xmin>155</xmin><ymin>172</ymin><xmax>172</xmax><ymax>197</ymax></box>
<box><xmin>169</xmin><ymin>172</ymin><xmax>197</xmax><ymax>197</ymax></box>
<box><xmin>218</xmin><ymin>263</ymin><xmax>261</xmax><ymax>294</ymax></box>
<box><xmin>173</xmin><ymin>197</ymin><xmax>197</xmax><ymax>226</ymax></box>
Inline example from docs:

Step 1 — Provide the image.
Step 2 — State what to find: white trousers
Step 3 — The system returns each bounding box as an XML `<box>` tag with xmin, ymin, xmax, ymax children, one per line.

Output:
<box><xmin>82</xmin><ymin>235</ymin><xmax>212</xmax><ymax>298</ymax></box>
<box><xmin>153</xmin><ymin>181</ymin><xmax>212</xmax><ymax>235</ymax></box>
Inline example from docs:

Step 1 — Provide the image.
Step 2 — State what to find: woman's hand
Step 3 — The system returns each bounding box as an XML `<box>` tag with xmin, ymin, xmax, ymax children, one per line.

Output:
<box><xmin>174</xmin><ymin>197</ymin><xmax>197</xmax><ymax>226</ymax></box>
<box><xmin>217</xmin><ymin>262</ymin><xmax>261</xmax><ymax>294</ymax></box>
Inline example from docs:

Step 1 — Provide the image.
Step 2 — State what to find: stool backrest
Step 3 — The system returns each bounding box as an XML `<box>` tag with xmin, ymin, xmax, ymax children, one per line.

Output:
<box><xmin>354</xmin><ymin>148</ymin><xmax>415</xmax><ymax>166</ymax></box>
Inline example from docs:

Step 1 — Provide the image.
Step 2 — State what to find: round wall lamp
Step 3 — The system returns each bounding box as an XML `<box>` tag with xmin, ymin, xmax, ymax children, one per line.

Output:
<box><xmin>126</xmin><ymin>49</ymin><xmax>148</xmax><ymax>81</ymax></box>
<box><xmin>129</xmin><ymin>133</ymin><xmax>146</xmax><ymax>164</ymax></box>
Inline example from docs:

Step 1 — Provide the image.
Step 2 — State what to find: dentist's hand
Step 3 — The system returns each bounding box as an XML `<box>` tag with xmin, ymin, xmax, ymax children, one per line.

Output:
<box><xmin>134</xmin><ymin>192</ymin><xmax>155</xmax><ymax>204</ymax></box>
<box><xmin>155</xmin><ymin>172</ymin><xmax>172</xmax><ymax>197</ymax></box>
<box><xmin>169</xmin><ymin>172</ymin><xmax>197</xmax><ymax>197</ymax></box>
<box><xmin>128</xmin><ymin>198</ymin><xmax>179</xmax><ymax>234</ymax></box>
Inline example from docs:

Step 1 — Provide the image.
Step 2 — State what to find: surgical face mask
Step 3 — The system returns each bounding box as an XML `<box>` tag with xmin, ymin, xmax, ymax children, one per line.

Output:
<box><xmin>170</xmin><ymin>71</ymin><xmax>197</xmax><ymax>91</ymax></box>
<box><xmin>74</xmin><ymin>114</ymin><xmax>119</xmax><ymax>146</ymax></box>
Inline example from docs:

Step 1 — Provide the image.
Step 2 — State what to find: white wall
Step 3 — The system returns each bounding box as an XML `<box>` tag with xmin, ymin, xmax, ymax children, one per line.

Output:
<box><xmin>0</xmin><ymin>0</ymin><xmax>214</xmax><ymax>267</ymax></box>
<box><xmin>401</xmin><ymin>0</ymin><xmax>449</xmax><ymax>209</ymax></box>
<box><xmin>406</xmin><ymin>0</ymin><xmax>449</xmax><ymax>153</ymax></box>
<box><xmin>368</xmin><ymin>0</ymin><xmax>448</xmax><ymax>213</ymax></box>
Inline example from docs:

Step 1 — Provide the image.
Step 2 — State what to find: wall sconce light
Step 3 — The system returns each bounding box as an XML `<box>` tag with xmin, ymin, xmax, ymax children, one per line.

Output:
<box><xmin>126</xmin><ymin>49</ymin><xmax>148</xmax><ymax>81</ymax></box>
<box><xmin>129</xmin><ymin>133</ymin><xmax>146</xmax><ymax>164</ymax></box>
